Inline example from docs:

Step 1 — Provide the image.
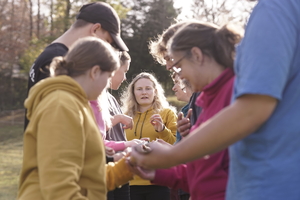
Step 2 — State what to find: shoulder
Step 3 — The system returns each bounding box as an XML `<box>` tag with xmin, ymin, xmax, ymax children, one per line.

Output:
<box><xmin>160</xmin><ymin>108</ymin><xmax>177</xmax><ymax>117</ymax></box>
<box><xmin>42</xmin><ymin>88</ymin><xmax>86</xmax><ymax>113</ymax></box>
<box><xmin>34</xmin><ymin>43</ymin><xmax>68</xmax><ymax>66</ymax></box>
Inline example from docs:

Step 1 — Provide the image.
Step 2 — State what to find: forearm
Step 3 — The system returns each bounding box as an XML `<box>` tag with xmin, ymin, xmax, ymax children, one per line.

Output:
<box><xmin>106</xmin><ymin>157</ymin><xmax>134</xmax><ymax>191</ymax></box>
<box><xmin>152</xmin><ymin>165</ymin><xmax>189</xmax><ymax>192</ymax></box>
<box><xmin>165</xmin><ymin>95</ymin><xmax>277</xmax><ymax>167</ymax></box>
<box><xmin>104</xmin><ymin>140</ymin><xmax>126</xmax><ymax>152</ymax></box>
<box><xmin>111</xmin><ymin>115</ymin><xmax>121</xmax><ymax>127</ymax></box>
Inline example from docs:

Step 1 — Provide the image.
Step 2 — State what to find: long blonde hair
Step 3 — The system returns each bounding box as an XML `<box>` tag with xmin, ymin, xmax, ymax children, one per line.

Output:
<box><xmin>121</xmin><ymin>72</ymin><xmax>176</xmax><ymax>117</ymax></box>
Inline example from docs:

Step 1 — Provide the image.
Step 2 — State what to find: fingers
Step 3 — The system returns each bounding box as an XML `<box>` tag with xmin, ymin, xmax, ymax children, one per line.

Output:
<box><xmin>177</xmin><ymin>109</ymin><xmax>192</xmax><ymax>136</ymax></box>
<box><xmin>133</xmin><ymin>143</ymin><xmax>152</xmax><ymax>154</ymax></box>
<box><xmin>140</xmin><ymin>137</ymin><xmax>150</xmax><ymax>142</ymax></box>
<box><xmin>150</xmin><ymin>114</ymin><xmax>162</xmax><ymax>122</ymax></box>
<box><xmin>186</xmin><ymin>108</ymin><xmax>193</xmax><ymax>119</ymax></box>
<box><xmin>180</xmin><ymin>129</ymin><xmax>190</xmax><ymax>137</ymax></box>
<box><xmin>177</xmin><ymin>112</ymin><xmax>183</xmax><ymax>120</ymax></box>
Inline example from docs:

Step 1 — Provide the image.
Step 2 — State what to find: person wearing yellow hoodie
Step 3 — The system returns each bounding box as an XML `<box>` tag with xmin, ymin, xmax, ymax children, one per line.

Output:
<box><xmin>121</xmin><ymin>72</ymin><xmax>177</xmax><ymax>200</ymax></box>
<box><xmin>18</xmin><ymin>37</ymin><xmax>133</xmax><ymax>200</ymax></box>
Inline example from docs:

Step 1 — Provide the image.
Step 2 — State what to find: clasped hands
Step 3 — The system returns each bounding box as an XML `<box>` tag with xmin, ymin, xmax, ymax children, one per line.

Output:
<box><xmin>124</xmin><ymin>139</ymin><xmax>174</xmax><ymax>180</ymax></box>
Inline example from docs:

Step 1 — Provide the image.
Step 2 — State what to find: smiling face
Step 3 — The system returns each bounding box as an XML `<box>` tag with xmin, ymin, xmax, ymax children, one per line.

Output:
<box><xmin>133</xmin><ymin>78</ymin><xmax>156</xmax><ymax>108</ymax></box>
<box><xmin>172</xmin><ymin>74</ymin><xmax>187</xmax><ymax>102</ymax></box>
<box><xmin>170</xmin><ymin>50</ymin><xmax>208</xmax><ymax>92</ymax></box>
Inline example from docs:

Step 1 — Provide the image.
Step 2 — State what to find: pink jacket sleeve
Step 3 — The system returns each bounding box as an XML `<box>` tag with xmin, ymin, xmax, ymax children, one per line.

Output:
<box><xmin>104</xmin><ymin>140</ymin><xmax>126</xmax><ymax>152</ymax></box>
<box><xmin>152</xmin><ymin>164</ymin><xmax>189</xmax><ymax>193</ymax></box>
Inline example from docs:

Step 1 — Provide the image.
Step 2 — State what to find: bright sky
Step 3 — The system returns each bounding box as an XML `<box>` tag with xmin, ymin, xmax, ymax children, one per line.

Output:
<box><xmin>173</xmin><ymin>0</ymin><xmax>194</xmax><ymax>19</ymax></box>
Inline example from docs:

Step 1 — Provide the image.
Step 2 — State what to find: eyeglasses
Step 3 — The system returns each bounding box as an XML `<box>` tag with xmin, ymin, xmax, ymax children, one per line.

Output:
<box><xmin>171</xmin><ymin>54</ymin><xmax>188</xmax><ymax>73</ymax></box>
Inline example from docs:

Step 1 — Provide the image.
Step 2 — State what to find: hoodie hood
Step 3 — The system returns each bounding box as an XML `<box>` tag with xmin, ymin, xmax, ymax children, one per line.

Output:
<box><xmin>25</xmin><ymin>75</ymin><xmax>88</xmax><ymax>120</ymax></box>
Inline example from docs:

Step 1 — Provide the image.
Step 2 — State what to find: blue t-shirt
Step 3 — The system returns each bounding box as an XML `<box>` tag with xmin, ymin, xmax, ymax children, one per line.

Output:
<box><xmin>227</xmin><ymin>0</ymin><xmax>300</xmax><ymax>199</ymax></box>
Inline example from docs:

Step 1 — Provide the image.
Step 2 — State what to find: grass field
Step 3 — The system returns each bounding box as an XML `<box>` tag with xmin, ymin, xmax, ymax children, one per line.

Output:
<box><xmin>0</xmin><ymin>97</ymin><xmax>183</xmax><ymax>199</ymax></box>
<box><xmin>0</xmin><ymin>113</ymin><xmax>24</xmax><ymax>200</ymax></box>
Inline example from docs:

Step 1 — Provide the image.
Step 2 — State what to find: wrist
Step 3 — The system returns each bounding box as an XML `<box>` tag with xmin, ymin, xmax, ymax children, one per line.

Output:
<box><xmin>155</xmin><ymin>124</ymin><xmax>165</xmax><ymax>132</ymax></box>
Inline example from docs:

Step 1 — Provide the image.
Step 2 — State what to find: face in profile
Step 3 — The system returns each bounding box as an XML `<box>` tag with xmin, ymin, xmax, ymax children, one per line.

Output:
<box><xmin>133</xmin><ymin>78</ymin><xmax>155</xmax><ymax>106</ymax></box>
<box><xmin>171</xmin><ymin>50</ymin><xmax>208</xmax><ymax>93</ymax></box>
<box><xmin>90</xmin><ymin>66</ymin><xmax>113</xmax><ymax>100</ymax></box>
<box><xmin>172</xmin><ymin>74</ymin><xmax>186</xmax><ymax>101</ymax></box>
<box><xmin>110</xmin><ymin>60</ymin><xmax>130</xmax><ymax>90</ymax></box>
<box><xmin>163</xmin><ymin>52</ymin><xmax>173</xmax><ymax>71</ymax></box>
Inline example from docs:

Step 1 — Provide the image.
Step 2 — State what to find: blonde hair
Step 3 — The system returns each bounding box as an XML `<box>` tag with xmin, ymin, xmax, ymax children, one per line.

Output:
<box><xmin>149</xmin><ymin>20</ymin><xmax>199</xmax><ymax>65</ymax></box>
<box><xmin>121</xmin><ymin>72</ymin><xmax>176</xmax><ymax>117</ymax></box>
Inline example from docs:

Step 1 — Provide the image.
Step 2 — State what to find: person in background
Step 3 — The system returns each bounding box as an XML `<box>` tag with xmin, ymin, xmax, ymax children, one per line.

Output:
<box><xmin>169</xmin><ymin>72</ymin><xmax>193</xmax><ymax>200</ymax></box>
<box><xmin>129</xmin><ymin>21</ymin><xmax>242</xmax><ymax>200</ymax></box>
<box><xmin>122</xmin><ymin>72</ymin><xmax>177</xmax><ymax>200</ymax></box>
<box><xmin>18</xmin><ymin>37</ymin><xmax>133</xmax><ymax>200</ymax></box>
<box><xmin>90</xmin><ymin>51</ymin><xmax>144</xmax><ymax>200</ymax></box>
<box><xmin>107</xmin><ymin>51</ymin><xmax>142</xmax><ymax>200</ymax></box>
<box><xmin>131</xmin><ymin>0</ymin><xmax>300</xmax><ymax>199</ymax></box>
<box><xmin>171</xmin><ymin>72</ymin><xmax>193</xmax><ymax>144</ymax></box>
<box><xmin>24</xmin><ymin>2</ymin><xmax>128</xmax><ymax>130</ymax></box>
<box><xmin>149</xmin><ymin>21</ymin><xmax>201</xmax><ymax>140</ymax></box>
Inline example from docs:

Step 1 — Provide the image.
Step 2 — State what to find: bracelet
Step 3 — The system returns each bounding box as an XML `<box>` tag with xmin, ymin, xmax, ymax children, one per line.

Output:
<box><xmin>155</xmin><ymin>124</ymin><xmax>165</xmax><ymax>132</ymax></box>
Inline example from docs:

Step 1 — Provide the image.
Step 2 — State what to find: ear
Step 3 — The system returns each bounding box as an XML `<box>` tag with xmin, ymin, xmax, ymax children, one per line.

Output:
<box><xmin>89</xmin><ymin>65</ymin><xmax>101</xmax><ymax>80</ymax></box>
<box><xmin>190</xmin><ymin>47</ymin><xmax>204</xmax><ymax>65</ymax></box>
<box><xmin>90</xmin><ymin>23</ymin><xmax>102</xmax><ymax>36</ymax></box>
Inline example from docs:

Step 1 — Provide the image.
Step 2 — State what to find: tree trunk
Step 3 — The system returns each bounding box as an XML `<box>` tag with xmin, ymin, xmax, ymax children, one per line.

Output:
<box><xmin>64</xmin><ymin>0</ymin><xmax>71</xmax><ymax>32</ymax></box>
<box><xmin>37</xmin><ymin>0</ymin><xmax>40</xmax><ymax>38</ymax></box>
<box><xmin>29</xmin><ymin>0</ymin><xmax>33</xmax><ymax>39</ymax></box>
<box><xmin>50</xmin><ymin>0</ymin><xmax>53</xmax><ymax>36</ymax></box>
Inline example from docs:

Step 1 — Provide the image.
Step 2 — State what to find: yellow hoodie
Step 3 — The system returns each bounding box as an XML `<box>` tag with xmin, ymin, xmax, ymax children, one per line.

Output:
<box><xmin>18</xmin><ymin>76</ymin><xmax>133</xmax><ymax>200</ymax></box>
<box><xmin>126</xmin><ymin>107</ymin><xmax>177</xmax><ymax>186</ymax></box>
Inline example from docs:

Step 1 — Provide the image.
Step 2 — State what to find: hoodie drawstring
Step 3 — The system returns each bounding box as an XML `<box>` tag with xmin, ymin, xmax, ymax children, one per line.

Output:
<box><xmin>133</xmin><ymin>110</ymin><xmax>149</xmax><ymax>139</ymax></box>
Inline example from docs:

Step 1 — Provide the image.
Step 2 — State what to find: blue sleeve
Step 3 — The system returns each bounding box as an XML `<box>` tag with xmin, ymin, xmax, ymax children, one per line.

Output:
<box><xmin>234</xmin><ymin>1</ymin><xmax>298</xmax><ymax>100</ymax></box>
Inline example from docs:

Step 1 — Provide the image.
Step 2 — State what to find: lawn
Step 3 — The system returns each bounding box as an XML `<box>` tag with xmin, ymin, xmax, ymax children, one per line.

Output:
<box><xmin>0</xmin><ymin>124</ymin><xmax>24</xmax><ymax>200</ymax></box>
<box><xmin>0</xmin><ymin>98</ymin><xmax>183</xmax><ymax>200</ymax></box>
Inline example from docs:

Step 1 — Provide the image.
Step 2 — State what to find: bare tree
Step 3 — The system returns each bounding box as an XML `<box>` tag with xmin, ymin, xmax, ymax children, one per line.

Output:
<box><xmin>190</xmin><ymin>0</ymin><xmax>257</xmax><ymax>26</ymax></box>
<box><xmin>29</xmin><ymin>0</ymin><xmax>33</xmax><ymax>39</ymax></box>
<box><xmin>37</xmin><ymin>0</ymin><xmax>40</xmax><ymax>38</ymax></box>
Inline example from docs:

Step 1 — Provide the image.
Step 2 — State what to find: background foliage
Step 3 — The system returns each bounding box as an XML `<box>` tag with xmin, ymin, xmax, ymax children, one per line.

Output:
<box><xmin>0</xmin><ymin>0</ymin><xmax>256</xmax><ymax>111</ymax></box>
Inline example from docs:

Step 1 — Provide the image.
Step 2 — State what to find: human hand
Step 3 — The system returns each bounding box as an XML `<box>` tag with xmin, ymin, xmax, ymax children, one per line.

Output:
<box><xmin>150</xmin><ymin>114</ymin><xmax>165</xmax><ymax>132</ymax></box>
<box><xmin>140</xmin><ymin>137</ymin><xmax>150</xmax><ymax>143</ymax></box>
<box><xmin>105</xmin><ymin>146</ymin><xmax>115</xmax><ymax>156</ymax></box>
<box><xmin>128</xmin><ymin>140</ymin><xmax>174</xmax><ymax>169</ymax></box>
<box><xmin>177</xmin><ymin>109</ymin><xmax>192</xmax><ymax>137</ymax></box>
<box><xmin>112</xmin><ymin>114</ymin><xmax>134</xmax><ymax>130</ymax></box>
<box><xmin>113</xmin><ymin>151</ymin><xmax>126</xmax><ymax>162</ymax></box>
<box><xmin>126</xmin><ymin>160</ymin><xmax>155</xmax><ymax>180</ymax></box>
<box><xmin>125</xmin><ymin>139</ymin><xmax>144</xmax><ymax>147</ymax></box>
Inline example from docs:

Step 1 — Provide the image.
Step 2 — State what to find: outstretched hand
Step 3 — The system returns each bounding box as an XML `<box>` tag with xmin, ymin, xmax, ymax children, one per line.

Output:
<box><xmin>126</xmin><ymin>160</ymin><xmax>156</xmax><ymax>180</ymax></box>
<box><xmin>112</xmin><ymin>114</ymin><xmax>134</xmax><ymax>129</ymax></box>
<box><xmin>177</xmin><ymin>109</ymin><xmax>192</xmax><ymax>137</ymax></box>
<box><xmin>128</xmin><ymin>139</ymin><xmax>174</xmax><ymax>169</ymax></box>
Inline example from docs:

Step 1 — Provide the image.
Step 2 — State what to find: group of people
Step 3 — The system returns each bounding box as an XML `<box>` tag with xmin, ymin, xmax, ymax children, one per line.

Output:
<box><xmin>18</xmin><ymin>0</ymin><xmax>300</xmax><ymax>200</ymax></box>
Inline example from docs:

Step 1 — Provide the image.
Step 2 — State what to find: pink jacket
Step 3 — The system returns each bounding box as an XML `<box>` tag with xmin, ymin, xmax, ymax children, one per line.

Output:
<box><xmin>90</xmin><ymin>100</ymin><xmax>126</xmax><ymax>152</ymax></box>
<box><xmin>153</xmin><ymin>68</ymin><xmax>234</xmax><ymax>200</ymax></box>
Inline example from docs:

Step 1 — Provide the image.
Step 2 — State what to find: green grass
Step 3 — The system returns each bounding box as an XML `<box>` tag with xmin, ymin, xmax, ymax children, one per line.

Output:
<box><xmin>0</xmin><ymin>124</ymin><xmax>24</xmax><ymax>200</ymax></box>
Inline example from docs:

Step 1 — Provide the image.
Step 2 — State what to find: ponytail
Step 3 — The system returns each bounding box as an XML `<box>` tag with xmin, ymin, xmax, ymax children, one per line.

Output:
<box><xmin>169</xmin><ymin>21</ymin><xmax>242</xmax><ymax>69</ymax></box>
<box><xmin>213</xmin><ymin>24</ymin><xmax>242</xmax><ymax>68</ymax></box>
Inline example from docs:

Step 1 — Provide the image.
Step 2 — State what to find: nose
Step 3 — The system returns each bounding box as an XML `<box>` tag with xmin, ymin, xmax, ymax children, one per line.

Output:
<box><xmin>172</xmin><ymin>85</ymin><xmax>176</xmax><ymax>91</ymax></box>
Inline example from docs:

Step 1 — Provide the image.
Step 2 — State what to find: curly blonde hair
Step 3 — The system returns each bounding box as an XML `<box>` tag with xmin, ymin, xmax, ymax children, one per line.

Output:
<box><xmin>121</xmin><ymin>72</ymin><xmax>176</xmax><ymax>117</ymax></box>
